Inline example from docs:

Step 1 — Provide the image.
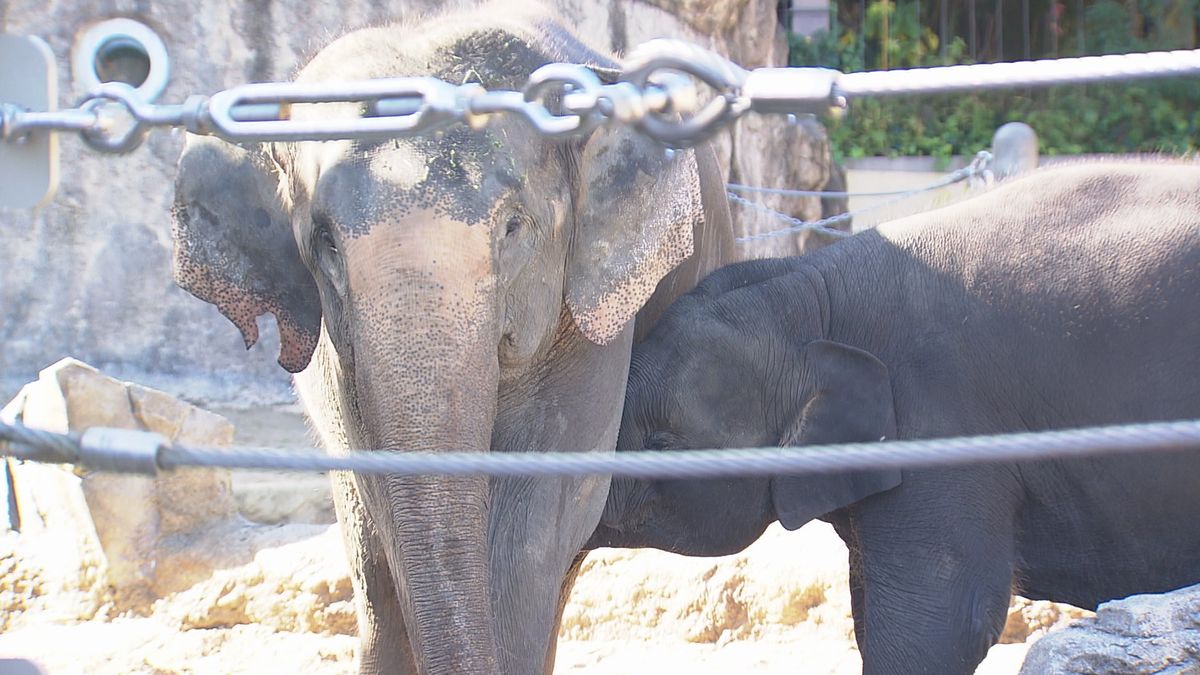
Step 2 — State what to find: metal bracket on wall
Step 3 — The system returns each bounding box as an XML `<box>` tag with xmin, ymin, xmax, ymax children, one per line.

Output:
<box><xmin>0</xmin><ymin>34</ymin><xmax>58</xmax><ymax>209</ymax></box>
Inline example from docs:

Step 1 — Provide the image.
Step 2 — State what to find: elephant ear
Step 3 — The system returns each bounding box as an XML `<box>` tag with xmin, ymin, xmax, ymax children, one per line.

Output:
<box><xmin>771</xmin><ymin>340</ymin><xmax>903</xmax><ymax>530</ymax></box>
<box><xmin>567</xmin><ymin>128</ymin><xmax>702</xmax><ymax>344</ymax></box>
<box><xmin>171</xmin><ymin>136</ymin><xmax>321</xmax><ymax>373</ymax></box>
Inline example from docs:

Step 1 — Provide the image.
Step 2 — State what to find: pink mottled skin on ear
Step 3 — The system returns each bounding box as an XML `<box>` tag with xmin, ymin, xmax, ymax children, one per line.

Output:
<box><xmin>177</xmin><ymin>262</ymin><xmax>316</xmax><ymax>374</ymax></box>
<box><xmin>275</xmin><ymin>316</ymin><xmax>319</xmax><ymax>373</ymax></box>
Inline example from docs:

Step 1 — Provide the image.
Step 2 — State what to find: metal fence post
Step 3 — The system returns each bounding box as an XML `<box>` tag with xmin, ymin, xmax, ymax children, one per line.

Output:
<box><xmin>990</xmin><ymin>121</ymin><xmax>1039</xmax><ymax>180</ymax></box>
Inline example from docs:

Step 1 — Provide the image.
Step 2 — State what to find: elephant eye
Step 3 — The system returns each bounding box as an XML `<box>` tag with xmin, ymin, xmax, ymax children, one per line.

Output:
<box><xmin>317</xmin><ymin>226</ymin><xmax>339</xmax><ymax>254</ymax></box>
<box><xmin>645</xmin><ymin>431</ymin><xmax>679</xmax><ymax>451</ymax></box>
<box><xmin>504</xmin><ymin>214</ymin><xmax>523</xmax><ymax>238</ymax></box>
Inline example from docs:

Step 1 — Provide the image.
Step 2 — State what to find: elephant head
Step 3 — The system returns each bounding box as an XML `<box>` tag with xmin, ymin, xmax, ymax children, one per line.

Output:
<box><xmin>172</xmin><ymin>8</ymin><xmax>729</xmax><ymax>673</ymax></box>
<box><xmin>590</xmin><ymin>259</ymin><xmax>901</xmax><ymax>556</ymax></box>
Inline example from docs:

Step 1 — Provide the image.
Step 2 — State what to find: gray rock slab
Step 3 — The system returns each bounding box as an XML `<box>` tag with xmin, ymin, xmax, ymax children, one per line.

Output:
<box><xmin>1020</xmin><ymin>584</ymin><xmax>1200</xmax><ymax>674</ymax></box>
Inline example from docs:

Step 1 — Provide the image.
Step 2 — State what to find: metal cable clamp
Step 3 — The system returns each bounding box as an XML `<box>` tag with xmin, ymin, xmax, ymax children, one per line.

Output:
<box><xmin>78</xmin><ymin>427</ymin><xmax>167</xmax><ymax>475</ymax></box>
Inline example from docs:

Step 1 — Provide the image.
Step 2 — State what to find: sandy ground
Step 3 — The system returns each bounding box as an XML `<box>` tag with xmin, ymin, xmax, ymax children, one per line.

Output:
<box><xmin>0</xmin><ymin>618</ymin><xmax>1031</xmax><ymax>675</ymax></box>
<box><xmin>0</xmin><ymin>524</ymin><xmax>1038</xmax><ymax>674</ymax></box>
<box><xmin>0</xmin><ymin>406</ymin><xmax>1075</xmax><ymax>674</ymax></box>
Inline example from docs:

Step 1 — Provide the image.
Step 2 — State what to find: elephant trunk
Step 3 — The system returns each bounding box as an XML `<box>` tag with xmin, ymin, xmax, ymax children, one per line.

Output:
<box><xmin>348</xmin><ymin>244</ymin><xmax>501</xmax><ymax>673</ymax></box>
<box><xmin>377</xmin><ymin>452</ymin><xmax>496</xmax><ymax>674</ymax></box>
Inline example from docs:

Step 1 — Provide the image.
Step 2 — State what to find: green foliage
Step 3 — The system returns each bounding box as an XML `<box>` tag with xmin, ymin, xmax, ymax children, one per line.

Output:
<box><xmin>788</xmin><ymin>27</ymin><xmax>864</xmax><ymax>71</ymax></box>
<box><xmin>862</xmin><ymin>0</ymin><xmax>938</xmax><ymax>68</ymax></box>
<box><xmin>792</xmin><ymin>0</ymin><xmax>1200</xmax><ymax>161</ymax></box>
<box><xmin>827</xmin><ymin>84</ymin><xmax>1200</xmax><ymax>164</ymax></box>
<box><xmin>787</xmin><ymin>26</ymin><xmax>864</xmax><ymax>70</ymax></box>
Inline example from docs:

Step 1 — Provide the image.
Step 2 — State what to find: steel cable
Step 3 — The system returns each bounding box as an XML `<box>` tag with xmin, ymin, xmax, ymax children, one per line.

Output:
<box><xmin>730</xmin><ymin>152</ymin><xmax>992</xmax><ymax>242</ymax></box>
<box><xmin>3</xmin><ymin>419</ymin><xmax>1198</xmax><ymax>478</ymax></box>
<box><xmin>836</xmin><ymin>48</ymin><xmax>1200</xmax><ymax>98</ymax></box>
<box><xmin>0</xmin><ymin>422</ymin><xmax>81</xmax><ymax>465</ymax></box>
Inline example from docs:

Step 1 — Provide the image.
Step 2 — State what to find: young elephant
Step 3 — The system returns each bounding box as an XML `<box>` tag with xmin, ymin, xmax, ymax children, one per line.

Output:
<box><xmin>590</xmin><ymin>161</ymin><xmax>1200</xmax><ymax>674</ymax></box>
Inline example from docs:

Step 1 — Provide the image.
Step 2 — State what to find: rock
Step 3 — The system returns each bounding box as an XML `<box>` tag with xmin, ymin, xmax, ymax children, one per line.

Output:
<box><xmin>160</xmin><ymin>522</ymin><xmax>355</xmax><ymax>635</ymax></box>
<box><xmin>232</xmin><ymin>470</ymin><xmax>336</xmax><ymax>525</ymax></box>
<box><xmin>726</xmin><ymin>114</ymin><xmax>839</xmax><ymax>259</ymax></box>
<box><xmin>1</xmin><ymin>360</ymin><xmax>353</xmax><ymax>634</ymax></box>
<box><xmin>2</xmin><ymin>359</ymin><xmax>238</xmax><ymax>609</ymax></box>
<box><xmin>821</xmin><ymin>162</ymin><xmax>850</xmax><ymax>223</ymax></box>
<box><xmin>212</xmin><ymin>407</ymin><xmax>337</xmax><ymax>525</ymax></box>
<box><xmin>1019</xmin><ymin>584</ymin><xmax>1200</xmax><ymax>674</ymax></box>
<box><xmin>0</xmin><ymin>0</ymin><xmax>833</xmax><ymax>409</ymax></box>
<box><xmin>1000</xmin><ymin>596</ymin><xmax>1092</xmax><ymax>644</ymax></box>
<box><xmin>1</xmin><ymin>385</ymin><xmax>107</xmax><ymax>626</ymax></box>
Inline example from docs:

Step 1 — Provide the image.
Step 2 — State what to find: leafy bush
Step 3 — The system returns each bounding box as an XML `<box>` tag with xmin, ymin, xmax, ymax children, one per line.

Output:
<box><xmin>789</xmin><ymin>0</ymin><xmax>1200</xmax><ymax>162</ymax></box>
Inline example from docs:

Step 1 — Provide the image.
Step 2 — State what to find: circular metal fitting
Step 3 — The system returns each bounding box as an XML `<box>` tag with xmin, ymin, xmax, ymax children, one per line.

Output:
<box><xmin>621</xmin><ymin>39</ymin><xmax>749</xmax><ymax>147</ymax></box>
<box><xmin>73</xmin><ymin>18</ymin><xmax>170</xmax><ymax>102</ymax></box>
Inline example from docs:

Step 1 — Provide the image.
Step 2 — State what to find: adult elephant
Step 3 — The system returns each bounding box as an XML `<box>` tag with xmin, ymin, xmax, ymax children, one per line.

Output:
<box><xmin>590</xmin><ymin>161</ymin><xmax>1200</xmax><ymax>673</ymax></box>
<box><xmin>171</xmin><ymin>5</ymin><xmax>736</xmax><ymax>673</ymax></box>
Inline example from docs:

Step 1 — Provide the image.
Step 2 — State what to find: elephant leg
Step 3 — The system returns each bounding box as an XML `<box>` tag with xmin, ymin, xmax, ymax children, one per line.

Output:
<box><xmin>847</xmin><ymin>554</ymin><xmax>867</xmax><ymax>654</ymax></box>
<box><xmin>825</xmin><ymin>513</ymin><xmax>867</xmax><ymax>653</ymax></box>
<box><xmin>544</xmin><ymin>550</ymin><xmax>589</xmax><ymax>673</ymax></box>
<box><xmin>329</xmin><ymin>471</ymin><xmax>417</xmax><ymax>674</ymax></box>
<box><xmin>489</xmin><ymin>474</ymin><xmax>609</xmax><ymax>674</ymax></box>
<box><xmin>852</xmin><ymin>472</ymin><xmax>1017</xmax><ymax>675</ymax></box>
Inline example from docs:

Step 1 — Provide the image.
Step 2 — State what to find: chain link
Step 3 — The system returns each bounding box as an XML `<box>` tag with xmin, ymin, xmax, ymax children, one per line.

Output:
<box><xmin>2</xmin><ymin>42</ymin><xmax>1199</xmax><ymax>152</ymax></box>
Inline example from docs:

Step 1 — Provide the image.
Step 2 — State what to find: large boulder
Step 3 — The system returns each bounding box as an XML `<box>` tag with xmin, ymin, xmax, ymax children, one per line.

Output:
<box><xmin>1</xmin><ymin>359</ymin><xmax>353</xmax><ymax>634</ymax></box>
<box><xmin>1019</xmin><ymin>584</ymin><xmax>1200</xmax><ymax>674</ymax></box>
<box><xmin>2</xmin><ymin>358</ymin><xmax>241</xmax><ymax>617</ymax></box>
<box><xmin>0</xmin><ymin>0</ymin><xmax>834</xmax><ymax>406</ymax></box>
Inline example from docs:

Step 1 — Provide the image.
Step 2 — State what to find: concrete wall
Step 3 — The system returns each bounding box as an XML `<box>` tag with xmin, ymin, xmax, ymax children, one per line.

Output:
<box><xmin>842</xmin><ymin>156</ymin><xmax>980</xmax><ymax>232</ymax></box>
<box><xmin>841</xmin><ymin>143</ymin><xmax>1111</xmax><ymax>232</ymax></box>
<box><xmin>0</xmin><ymin>0</ymin><xmax>835</xmax><ymax>406</ymax></box>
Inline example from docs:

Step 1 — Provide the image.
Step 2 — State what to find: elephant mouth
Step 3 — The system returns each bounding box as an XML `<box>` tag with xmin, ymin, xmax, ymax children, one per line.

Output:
<box><xmin>598</xmin><ymin>478</ymin><xmax>655</xmax><ymax>533</ymax></box>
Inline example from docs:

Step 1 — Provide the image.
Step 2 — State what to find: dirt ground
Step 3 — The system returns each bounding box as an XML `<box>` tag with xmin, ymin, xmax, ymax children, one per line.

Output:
<box><xmin>0</xmin><ymin>525</ymin><xmax>1041</xmax><ymax>674</ymax></box>
<box><xmin>0</xmin><ymin>406</ymin><xmax>1084</xmax><ymax>674</ymax></box>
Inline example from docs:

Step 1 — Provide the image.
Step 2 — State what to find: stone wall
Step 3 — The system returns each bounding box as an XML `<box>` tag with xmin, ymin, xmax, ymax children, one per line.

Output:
<box><xmin>0</xmin><ymin>0</ymin><xmax>834</xmax><ymax>405</ymax></box>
